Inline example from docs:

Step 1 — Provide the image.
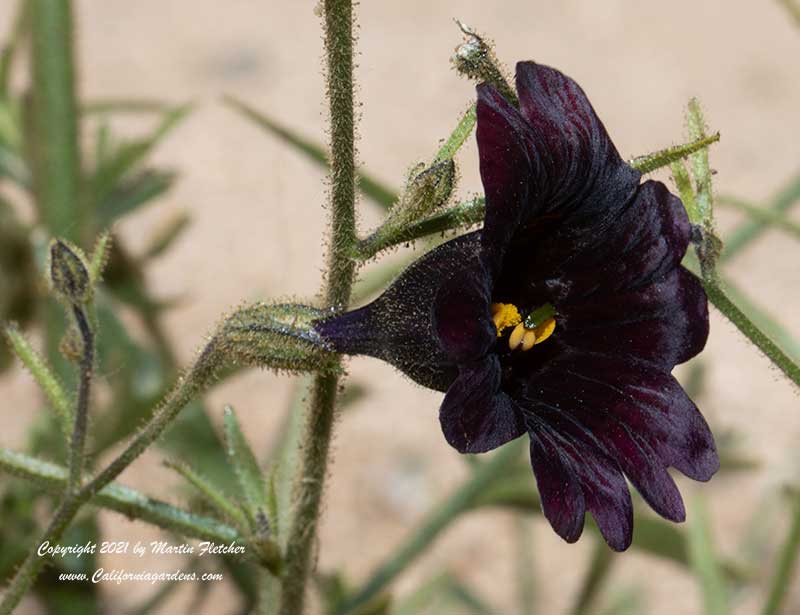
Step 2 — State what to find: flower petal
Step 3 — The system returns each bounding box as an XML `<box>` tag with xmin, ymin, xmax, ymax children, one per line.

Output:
<box><xmin>475</xmin><ymin>84</ymin><xmax>532</xmax><ymax>271</ymax></box>
<box><xmin>514</xmin><ymin>61</ymin><xmax>640</xmax><ymax>233</ymax></box>
<box><xmin>439</xmin><ymin>355</ymin><xmax>524</xmax><ymax>454</ymax></box>
<box><xmin>520</xmin><ymin>352</ymin><xmax>719</xmax><ymax>485</ymax></box>
<box><xmin>558</xmin><ymin>266</ymin><xmax>709</xmax><ymax>368</ymax></box>
<box><xmin>432</xmin><ymin>264</ymin><xmax>495</xmax><ymax>363</ymax></box>
<box><xmin>526</xmin><ymin>407</ymin><xmax>634</xmax><ymax>550</ymax></box>
<box><xmin>526</xmin><ymin>373</ymin><xmax>686</xmax><ymax>522</ymax></box>
<box><xmin>314</xmin><ymin>232</ymin><xmax>485</xmax><ymax>391</ymax></box>
<box><xmin>556</xmin><ymin>180</ymin><xmax>692</xmax><ymax>296</ymax></box>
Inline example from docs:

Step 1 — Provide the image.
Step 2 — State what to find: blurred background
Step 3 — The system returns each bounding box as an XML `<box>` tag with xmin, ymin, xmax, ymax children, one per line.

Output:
<box><xmin>1</xmin><ymin>0</ymin><xmax>799</xmax><ymax>613</ymax></box>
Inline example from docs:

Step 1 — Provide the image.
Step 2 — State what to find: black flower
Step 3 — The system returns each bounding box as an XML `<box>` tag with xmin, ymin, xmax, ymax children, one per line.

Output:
<box><xmin>314</xmin><ymin>62</ymin><xmax>718</xmax><ymax>551</ymax></box>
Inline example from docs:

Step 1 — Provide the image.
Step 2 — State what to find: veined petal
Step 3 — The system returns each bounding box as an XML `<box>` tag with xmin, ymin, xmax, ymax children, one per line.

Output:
<box><xmin>439</xmin><ymin>355</ymin><xmax>524</xmax><ymax>454</ymax></box>
<box><xmin>476</xmin><ymin>84</ymin><xmax>533</xmax><ymax>271</ymax></box>
<box><xmin>432</xmin><ymin>264</ymin><xmax>495</xmax><ymax>363</ymax></box>
<box><xmin>514</xmin><ymin>61</ymin><xmax>640</xmax><ymax>235</ymax></box>
<box><xmin>523</xmin><ymin>352</ymin><xmax>719</xmax><ymax>485</ymax></box>
<box><xmin>558</xmin><ymin>266</ymin><xmax>709</xmax><ymax>368</ymax></box>
<box><xmin>526</xmin><ymin>408</ymin><xmax>633</xmax><ymax>551</ymax></box>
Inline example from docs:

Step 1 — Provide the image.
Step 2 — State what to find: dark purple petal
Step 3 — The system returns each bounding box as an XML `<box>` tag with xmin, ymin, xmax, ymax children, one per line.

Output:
<box><xmin>527</xmin><ymin>424</ymin><xmax>586</xmax><ymax>544</ymax></box>
<box><xmin>557</xmin><ymin>180</ymin><xmax>692</xmax><ymax>295</ymax></box>
<box><xmin>439</xmin><ymin>356</ymin><xmax>524</xmax><ymax>454</ymax></box>
<box><xmin>475</xmin><ymin>84</ymin><xmax>532</xmax><ymax>272</ymax></box>
<box><xmin>558</xmin><ymin>266</ymin><xmax>709</xmax><ymax>368</ymax></box>
<box><xmin>514</xmin><ymin>61</ymin><xmax>640</xmax><ymax>234</ymax></box>
<box><xmin>526</xmin><ymin>408</ymin><xmax>633</xmax><ymax>550</ymax></box>
<box><xmin>520</xmin><ymin>352</ymin><xmax>719</xmax><ymax>485</ymax></box>
<box><xmin>314</xmin><ymin>232</ymin><xmax>486</xmax><ymax>391</ymax></box>
<box><xmin>526</xmin><ymin>374</ymin><xmax>686</xmax><ymax>522</ymax></box>
<box><xmin>432</xmin><ymin>266</ymin><xmax>494</xmax><ymax>363</ymax></box>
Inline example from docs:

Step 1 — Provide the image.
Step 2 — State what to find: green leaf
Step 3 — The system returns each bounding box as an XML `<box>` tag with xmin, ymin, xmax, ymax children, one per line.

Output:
<box><xmin>81</xmin><ymin>98</ymin><xmax>172</xmax><ymax>115</ymax></box>
<box><xmin>629</xmin><ymin>132</ymin><xmax>720</xmax><ymax>175</ymax></box>
<box><xmin>267</xmin><ymin>377</ymin><xmax>311</xmax><ymax>549</ymax></box>
<box><xmin>717</xmin><ymin>196</ymin><xmax>800</xmax><ymax>241</ymax></box>
<box><xmin>163</xmin><ymin>457</ymin><xmax>248</xmax><ymax>530</ymax></box>
<box><xmin>223</xmin><ymin>95</ymin><xmax>398</xmax><ymax>209</ymax></box>
<box><xmin>90</xmin><ymin>104</ymin><xmax>189</xmax><ymax>220</ymax></box>
<box><xmin>764</xmin><ymin>489</ymin><xmax>800</xmax><ymax>615</ymax></box>
<box><xmin>721</xmin><ymin>171</ymin><xmax>800</xmax><ymax>261</ymax></box>
<box><xmin>141</xmin><ymin>210</ymin><xmax>191</xmax><ymax>261</ymax></box>
<box><xmin>97</xmin><ymin>168</ymin><xmax>177</xmax><ymax>225</ymax></box>
<box><xmin>2</xmin><ymin>322</ymin><xmax>72</xmax><ymax>440</ymax></box>
<box><xmin>222</xmin><ymin>404</ymin><xmax>270</xmax><ymax>534</ymax></box>
<box><xmin>687</xmin><ymin>496</ymin><xmax>729</xmax><ymax>615</ymax></box>
<box><xmin>573</xmin><ymin>540</ymin><xmax>614</xmax><ymax>615</ymax></box>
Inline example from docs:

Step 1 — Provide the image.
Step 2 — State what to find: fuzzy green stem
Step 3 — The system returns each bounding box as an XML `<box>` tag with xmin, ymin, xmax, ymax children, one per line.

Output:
<box><xmin>0</xmin><ymin>341</ymin><xmax>217</xmax><ymax>614</ymax></box>
<box><xmin>2</xmin><ymin>323</ymin><xmax>73</xmax><ymax>439</ymax></box>
<box><xmin>338</xmin><ymin>441</ymin><xmax>524</xmax><ymax>614</ymax></box>
<box><xmin>277</xmin><ymin>1</ymin><xmax>358</xmax><ymax>613</ymax></box>
<box><xmin>29</xmin><ymin>0</ymin><xmax>83</xmax><ymax>242</ymax></box>
<box><xmin>356</xmin><ymin>196</ymin><xmax>485</xmax><ymax>259</ymax></box>
<box><xmin>628</xmin><ymin>133</ymin><xmax>720</xmax><ymax>175</ymax></box>
<box><xmin>0</xmin><ymin>447</ymin><xmax>241</xmax><ymax>543</ymax></box>
<box><xmin>433</xmin><ymin>104</ymin><xmax>477</xmax><ymax>163</ymax></box>
<box><xmin>0</xmin><ymin>494</ymin><xmax>82</xmax><ymax>615</ymax></box>
<box><xmin>81</xmin><ymin>342</ymin><xmax>217</xmax><ymax>497</ymax></box>
<box><xmin>764</xmin><ymin>490</ymin><xmax>800</xmax><ymax>615</ymax></box>
<box><xmin>703</xmin><ymin>280</ymin><xmax>800</xmax><ymax>390</ymax></box>
<box><xmin>67</xmin><ymin>304</ymin><xmax>93</xmax><ymax>493</ymax></box>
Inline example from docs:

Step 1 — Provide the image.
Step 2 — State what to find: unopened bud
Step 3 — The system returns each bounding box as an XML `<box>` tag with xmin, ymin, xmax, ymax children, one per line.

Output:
<box><xmin>452</xmin><ymin>20</ymin><xmax>517</xmax><ymax>105</ymax></box>
<box><xmin>49</xmin><ymin>239</ymin><xmax>90</xmax><ymax>305</ymax></box>
<box><xmin>401</xmin><ymin>158</ymin><xmax>456</xmax><ymax>221</ymax></box>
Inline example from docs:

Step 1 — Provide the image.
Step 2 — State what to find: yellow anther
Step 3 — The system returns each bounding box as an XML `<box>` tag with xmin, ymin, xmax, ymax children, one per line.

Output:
<box><xmin>508</xmin><ymin>323</ymin><xmax>527</xmax><ymax>350</ymax></box>
<box><xmin>491</xmin><ymin>302</ymin><xmax>522</xmax><ymax>337</ymax></box>
<box><xmin>521</xmin><ymin>330</ymin><xmax>537</xmax><ymax>351</ymax></box>
<box><xmin>532</xmin><ymin>317</ymin><xmax>556</xmax><ymax>345</ymax></box>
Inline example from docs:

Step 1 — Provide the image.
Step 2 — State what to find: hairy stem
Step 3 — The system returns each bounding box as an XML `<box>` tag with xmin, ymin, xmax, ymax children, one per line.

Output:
<box><xmin>0</xmin><ymin>339</ymin><xmax>216</xmax><ymax>613</ymax></box>
<box><xmin>0</xmin><ymin>447</ymin><xmax>241</xmax><ymax>544</ymax></box>
<box><xmin>277</xmin><ymin>0</ymin><xmax>358</xmax><ymax>612</ymax></box>
<box><xmin>703</xmin><ymin>280</ymin><xmax>800</xmax><ymax>390</ymax></box>
<box><xmin>0</xmin><ymin>496</ymin><xmax>82</xmax><ymax>615</ymax></box>
<box><xmin>67</xmin><ymin>305</ymin><xmax>93</xmax><ymax>493</ymax></box>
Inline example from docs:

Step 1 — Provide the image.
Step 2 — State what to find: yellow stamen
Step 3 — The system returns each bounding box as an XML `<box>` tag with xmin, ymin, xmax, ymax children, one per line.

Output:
<box><xmin>508</xmin><ymin>323</ymin><xmax>526</xmax><ymax>350</ymax></box>
<box><xmin>491</xmin><ymin>302</ymin><xmax>522</xmax><ymax>337</ymax></box>
<box><xmin>521</xmin><ymin>330</ymin><xmax>537</xmax><ymax>351</ymax></box>
<box><xmin>532</xmin><ymin>317</ymin><xmax>556</xmax><ymax>345</ymax></box>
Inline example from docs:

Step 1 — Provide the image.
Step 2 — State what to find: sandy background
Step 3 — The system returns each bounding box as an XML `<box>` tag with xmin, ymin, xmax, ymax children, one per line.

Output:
<box><xmin>2</xmin><ymin>0</ymin><xmax>800</xmax><ymax>613</ymax></box>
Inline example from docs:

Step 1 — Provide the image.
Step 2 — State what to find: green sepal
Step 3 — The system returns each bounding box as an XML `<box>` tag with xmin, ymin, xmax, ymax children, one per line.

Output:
<box><xmin>213</xmin><ymin>302</ymin><xmax>339</xmax><ymax>375</ymax></box>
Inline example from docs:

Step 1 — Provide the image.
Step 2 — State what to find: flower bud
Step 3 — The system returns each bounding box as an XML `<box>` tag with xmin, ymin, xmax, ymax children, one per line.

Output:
<box><xmin>399</xmin><ymin>158</ymin><xmax>456</xmax><ymax>221</ymax></box>
<box><xmin>213</xmin><ymin>302</ymin><xmax>339</xmax><ymax>375</ymax></box>
<box><xmin>49</xmin><ymin>239</ymin><xmax>90</xmax><ymax>305</ymax></box>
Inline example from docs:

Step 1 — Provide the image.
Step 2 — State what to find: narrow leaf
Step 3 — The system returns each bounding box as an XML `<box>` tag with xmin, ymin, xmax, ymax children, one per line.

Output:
<box><xmin>223</xmin><ymin>405</ymin><xmax>270</xmax><ymax>533</ymax></box>
<box><xmin>764</xmin><ymin>489</ymin><xmax>800</xmax><ymax>615</ymax></box>
<box><xmin>629</xmin><ymin>132</ymin><xmax>720</xmax><ymax>175</ymax></box>
<box><xmin>223</xmin><ymin>95</ymin><xmax>398</xmax><ymax>209</ymax></box>
<box><xmin>687</xmin><ymin>496</ymin><xmax>729</xmax><ymax>615</ymax></box>
<box><xmin>2</xmin><ymin>323</ymin><xmax>72</xmax><ymax>439</ymax></box>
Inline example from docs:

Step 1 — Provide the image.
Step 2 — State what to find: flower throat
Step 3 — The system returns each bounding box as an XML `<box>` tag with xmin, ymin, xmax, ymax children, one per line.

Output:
<box><xmin>491</xmin><ymin>302</ymin><xmax>556</xmax><ymax>352</ymax></box>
